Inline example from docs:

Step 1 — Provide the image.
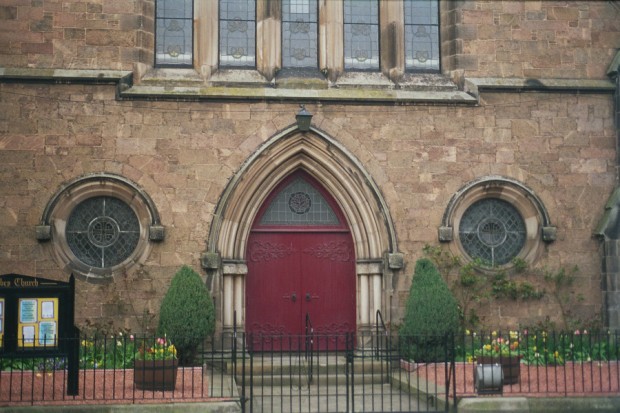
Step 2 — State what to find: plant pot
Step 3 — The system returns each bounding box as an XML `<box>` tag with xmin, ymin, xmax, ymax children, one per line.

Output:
<box><xmin>477</xmin><ymin>356</ymin><xmax>520</xmax><ymax>384</ymax></box>
<box><xmin>134</xmin><ymin>359</ymin><xmax>178</xmax><ymax>391</ymax></box>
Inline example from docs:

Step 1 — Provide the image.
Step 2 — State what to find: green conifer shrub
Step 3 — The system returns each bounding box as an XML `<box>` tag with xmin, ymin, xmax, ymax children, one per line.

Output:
<box><xmin>157</xmin><ymin>265</ymin><xmax>215</xmax><ymax>365</ymax></box>
<box><xmin>399</xmin><ymin>258</ymin><xmax>460</xmax><ymax>362</ymax></box>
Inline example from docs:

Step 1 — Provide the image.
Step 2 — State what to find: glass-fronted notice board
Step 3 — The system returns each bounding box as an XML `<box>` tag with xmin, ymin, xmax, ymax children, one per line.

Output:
<box><xmin>18</xmin><ymin>297</ymin><xmax>58</xmax><ymax>347</ymax></box>
<box><xmin>0</xmin><ymin>273</ymin><xmax>79</xmax><ymax>395</ymax></box>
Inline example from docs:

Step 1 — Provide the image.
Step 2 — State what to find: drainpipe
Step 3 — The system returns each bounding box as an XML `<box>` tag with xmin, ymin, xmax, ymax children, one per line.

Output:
<box><xmin>597</xmin><ymin>53</ymin><xmax>620</xmax><ymax>329</ymax></box>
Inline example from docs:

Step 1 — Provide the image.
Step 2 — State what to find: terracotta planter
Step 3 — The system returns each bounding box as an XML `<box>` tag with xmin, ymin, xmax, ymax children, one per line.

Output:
<box><xmin>133</xmin><ymin>359</ymin><xmax>178</xmax><ymax>391</ymax></box>
<box><xmin>477</xmin><ymin>356</ymin><xmax>520</xmax><ymax>384</ymax></box>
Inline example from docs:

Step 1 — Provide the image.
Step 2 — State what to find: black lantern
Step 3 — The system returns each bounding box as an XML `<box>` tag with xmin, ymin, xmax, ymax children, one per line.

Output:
<box><xmin>295</xmin><ymin>105</ymin><xmax>313</xmax><ymax>132</ymax></box>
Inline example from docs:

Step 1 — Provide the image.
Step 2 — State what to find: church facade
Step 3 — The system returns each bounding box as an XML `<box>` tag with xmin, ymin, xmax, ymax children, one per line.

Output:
<box><xmin>0</xmin><ymin>1</ymin><xmax>619</xmax><ymax>335</ymax></box>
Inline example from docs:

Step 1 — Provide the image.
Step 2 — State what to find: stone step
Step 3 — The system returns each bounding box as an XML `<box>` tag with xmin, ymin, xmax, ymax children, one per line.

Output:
<box><xmin>236</xmin><ymin>371</ymin><xmax>390</xmax><ymax>387</ymax></box>
<box><xmin>229</xmin><ymin>356</ymin><xmax>395</xmax><ymax>387</ymax></box>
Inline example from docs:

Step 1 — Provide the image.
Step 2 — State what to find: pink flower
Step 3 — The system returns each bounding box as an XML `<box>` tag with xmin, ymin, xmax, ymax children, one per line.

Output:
<box><xmin>574</xmin><ymin>330</ymin><xmax>580</xmax><ymax>335</ymax></box>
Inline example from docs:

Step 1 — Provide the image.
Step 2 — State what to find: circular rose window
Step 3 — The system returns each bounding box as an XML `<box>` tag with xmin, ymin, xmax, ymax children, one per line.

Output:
<box><xmin>66</xmin><ymin>196</ymin><xmax>140</xmax><ymax>268</ymax></box>
<box><xmin>458</xmin><ymin>198</ymin><xmax>526</xmax><ymax>266</ymax></box>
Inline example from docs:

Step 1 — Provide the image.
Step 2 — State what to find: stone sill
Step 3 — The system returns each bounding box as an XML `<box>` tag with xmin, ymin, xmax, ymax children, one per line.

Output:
<box><xmin>120</xmin><ymin>84</ymin><xmax>477</xmax><ymax>104</ymax></box>
<box><xmin>466</xmin><ymin>77</ymin><xmax>615</xmax><ymax>97</ymax></box>
<box><xmin>142</xmin><ymin>67</ymin><xmax>459</xmax><ymax>91</ymax></box>
<box><xmin>136</xmin><ymin>67</ymin><xmax>469</xmax><ymax>103</ymax></box>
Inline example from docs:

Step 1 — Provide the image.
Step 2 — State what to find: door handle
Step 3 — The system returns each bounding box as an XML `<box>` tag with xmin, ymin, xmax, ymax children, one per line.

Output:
<box><xmin>291</xmin><ymin>292</ymin><xmax>297</xmax><ymax>302</ymax></box>
<box><xmin>306</xmin><ymin>292</ymin><xmax>311</xmax><ymax>302</ymax></box>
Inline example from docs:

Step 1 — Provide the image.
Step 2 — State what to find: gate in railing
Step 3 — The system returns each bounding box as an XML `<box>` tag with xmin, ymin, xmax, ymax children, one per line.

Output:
<box><xmin>234</xmin><ymin>331</ymin><xmax>456</xmax><ymax>413</ymax></box>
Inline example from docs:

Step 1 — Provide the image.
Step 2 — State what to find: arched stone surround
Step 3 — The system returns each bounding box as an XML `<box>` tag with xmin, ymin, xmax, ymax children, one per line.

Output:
<box><xmin>203</xmin><ymin>124</ymin><xmax>402</xmax><ymax>335</ymax></box>
<box><xmin>439</xmin><ymin>176</ymin><xmax>557</xmax><ymax>267</ymax></box>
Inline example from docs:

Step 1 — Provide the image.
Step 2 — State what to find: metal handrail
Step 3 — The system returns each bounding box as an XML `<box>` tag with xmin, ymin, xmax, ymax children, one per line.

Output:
<box><xmin>375</xmin><ymin>310</ymin><xmax>389</xmax><ymax>359</ymax></box>
<box><xmin>305</xmin><ymin>312</ymin><xmax>314</xmax><ymax>383</ymax></box>
<box><xmin>233</xmin><ymin>310</ymin><xmax>237</xmax><ymax>364</ymax></box>
<box><xmin>376</xmin><ymin>309</ymin><xmax>388</xmax><ymax>336</ymax></box>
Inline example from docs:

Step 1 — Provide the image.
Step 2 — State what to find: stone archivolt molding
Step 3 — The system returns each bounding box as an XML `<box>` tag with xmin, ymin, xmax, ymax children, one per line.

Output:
<box><xmin>37</xmin><ymin>173</ymin><xmax>163</xmax><ymax>280</ymax></box>
<box><xmin>206</xmin><ymin>125</ymin><xmax>399</xmax><ymax>263</ymax></box>
<box><xmin>439</xmin><ymin>176</ymin><xmax>556</xmax><ymax>266</ymax></box>
<box><xmin>204</xmin><ymin>124</ymin><xmax>401</xmax><ymax>330</ymax></box>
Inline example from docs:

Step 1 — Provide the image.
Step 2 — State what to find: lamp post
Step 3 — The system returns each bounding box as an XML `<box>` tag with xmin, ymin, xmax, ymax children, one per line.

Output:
<box><xmin>295</xmin><ymin>105</ymin><xmax>313</xmax><ymax>131</ymax></box>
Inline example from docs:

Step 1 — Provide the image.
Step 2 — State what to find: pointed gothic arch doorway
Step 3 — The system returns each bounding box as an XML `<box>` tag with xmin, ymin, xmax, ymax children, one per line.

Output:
<box><xmin>203</xmin><ymin>124</ymin><xmax>404</xmax><ymax>350</ymax></box>
<box><xmin>246</xmin><ymin>171</ymin><xmax>356</xmax><ymax>350</ymax></box>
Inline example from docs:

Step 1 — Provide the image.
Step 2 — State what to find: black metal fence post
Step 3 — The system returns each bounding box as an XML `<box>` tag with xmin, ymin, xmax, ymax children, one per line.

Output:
<box><xmin>346</xmin><ymin>332</ymin><xmax>355</xmax><ymax>413</ymax></box>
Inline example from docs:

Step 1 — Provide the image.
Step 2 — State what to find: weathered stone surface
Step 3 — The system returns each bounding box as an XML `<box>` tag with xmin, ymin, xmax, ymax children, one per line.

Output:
<box><xmin>0</xmin><ymin>1</ymin><xmax>617</xmax><ymax>332</ymax></box>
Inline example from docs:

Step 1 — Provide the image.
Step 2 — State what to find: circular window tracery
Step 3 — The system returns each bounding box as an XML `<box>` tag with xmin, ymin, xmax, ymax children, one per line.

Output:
<box><xmin>288</xmin><ymin>192</ymin><xmax>312</xmax><ymax>214</ymax></box>
<box><xmin>39</xmin><ymin>173</ymin><xmax>163</xmax><ymax>280</ymax></box>
<box><xmin>66</xmin><ymin>196</ymin><xmax>140</xmax><ymax>268</ymax></box>
<box><xmin>459</xmin><ymin>198</ymin><xmax>526</xmax><ymax>266</ymax></box>
<box><xmin>440</xmin><ymin>176</ymin><xmax>555</xmax><ymax>268</ymax></box>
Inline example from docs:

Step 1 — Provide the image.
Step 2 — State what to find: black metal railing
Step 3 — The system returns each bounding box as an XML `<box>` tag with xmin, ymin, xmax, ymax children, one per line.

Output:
<box><xmin>375</xmin><ymin>310</ymin><xmax>389</xmax><ymax>360</ymax></box>
<box><xmin>454</xmin><ymin>329</ymin><xmax>620</xmax><ymax>397</ymax></box>
<box><xmin>0</xmin><ymin>333</ymin><xmax>237</xmax><ymax>406</ymax></box>
<box><xmin>2</xmin><ymin>329</ymin><xmax>618</xmax><ymax>411</ymax></box>
<box><xmin>240</xmin><ymin>331</ymin><xmax>454</xmax><ymax>413</ymax></box>
<box><xmin>305</xmin><ymin>312</ymin><xmax>315</xmax><ymax>384</ymax></box>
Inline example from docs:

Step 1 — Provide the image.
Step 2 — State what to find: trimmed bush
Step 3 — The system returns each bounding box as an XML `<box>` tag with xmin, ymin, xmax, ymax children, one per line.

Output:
<box><xmin>157</xmin><ymin>265</ymin><xmax>215</xmax><ymax>365</ymax></box>
<box><xmin>399</xmin><ymin>258</ymin><xmax>460</xmax><ymax>362</ymax></box>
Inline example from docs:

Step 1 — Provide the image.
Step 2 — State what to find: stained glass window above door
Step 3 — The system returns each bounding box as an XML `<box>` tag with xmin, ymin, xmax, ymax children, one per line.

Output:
<box><xmin>260</xmin><ymin>177</ymin><xmax>340</xmax><ymax>226</ymax></box>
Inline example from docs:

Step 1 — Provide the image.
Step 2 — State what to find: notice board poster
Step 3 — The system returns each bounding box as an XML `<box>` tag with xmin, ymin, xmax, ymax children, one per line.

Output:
<box><xmin>18</xmin><ymin>298</ymin><xmax>58</xmax><ymax>347</ymax></box>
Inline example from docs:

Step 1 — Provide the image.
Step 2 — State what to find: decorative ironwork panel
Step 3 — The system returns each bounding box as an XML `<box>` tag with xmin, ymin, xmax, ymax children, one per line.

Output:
<box><xmin>282</xmin><ymin>0</ymin><xmax>318</xmax><ymax>68</ymax></box>
<box><xmin>344</xmin><ymin>0</ymin><xmax>379</xmax><ymax>70</ymax></box>
<box><xmin>260</xmin><ymin>178</ymin><xmax>339</xmax><ymax>226</ymax></box>
<box><xmin>155</xmin><ymin>0</ymin><xmax>193</xmax><ymax>66</ymax></box>
<box><xmin>303</xmin><ymin>241</ymin><xmax>351</xmax><ymax>262</ymax></box>
<box><xmin>248</xmin><ymin>241</ymin><xmax>295</xmax><ymax>262</ymax></box>
<box><xmin>66</xmin><ymin>197</ymin><xmax>140</xmax><ymax>268</ymax></box>
<box><xmin>314</xmin><ymin>322</ymin><xmax>353</xmax><ymax>335</ymax></box>
<box><xmin>404</xmin><ymin>0</ymin><xmax>439</xmax><ymax>71</ymax></box>
<box><xmin>250</xmin><ymin>323</ymin><xmax>287</xmax><ymax>336</ymax></box>
<box><xmin>459</xmin><ymin>198</ymin><xmax>526</xmax><ymax>266</ymax></box>
<box><xmin>219</xmin><ymin>0</ymin><xmax>256</xmax><ymax>67</ymax></box>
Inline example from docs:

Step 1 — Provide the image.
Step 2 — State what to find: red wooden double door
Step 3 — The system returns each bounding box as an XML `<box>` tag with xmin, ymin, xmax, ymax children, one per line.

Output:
<box><xmin>246</xmin><ymin>172</ymin><xmax>356</xmax><ymax>350</ymax></box>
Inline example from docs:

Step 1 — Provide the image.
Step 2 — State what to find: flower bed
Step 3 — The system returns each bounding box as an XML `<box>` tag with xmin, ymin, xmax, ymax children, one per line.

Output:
<box><xmin>460</xmin><ymin>329</ymin><xmax>619</xmax><ymax>367</ymax></box>
<box><xmin>0</xmin><ymin>367</ymin><xmax>211</xmax><ymax>406</ymax></box>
